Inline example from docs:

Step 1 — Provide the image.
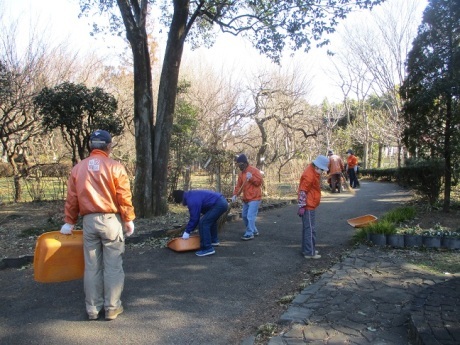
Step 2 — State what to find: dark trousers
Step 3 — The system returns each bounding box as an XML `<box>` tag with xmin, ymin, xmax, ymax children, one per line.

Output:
<box><xmin>199</xmin><ymin>197</ymin><xmax>228</xmax><ymax>250</ymax></box>
<box><xmin>348</xmin><ymin>168</ymin><xmax>358</xmax><ymax>188</ymax></box>
<box><xmin>330</xmin><ymin>173</ymin><xmax>341</xmax><ymax>192</ymax></box>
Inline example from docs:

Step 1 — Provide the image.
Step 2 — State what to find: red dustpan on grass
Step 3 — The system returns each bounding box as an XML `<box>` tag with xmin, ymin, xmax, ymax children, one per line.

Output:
<box><xmin>167</xmin><ymin>234</ymin><xmax>200</xmax><ymax>252</ymax></box>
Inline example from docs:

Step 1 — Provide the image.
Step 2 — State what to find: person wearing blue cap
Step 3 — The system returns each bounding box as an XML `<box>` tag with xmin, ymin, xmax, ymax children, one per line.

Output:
<box><xmin>297</xmin><ymin>155</ymin><xmax>328</xmax><ymax>259</ymax></box>
<box><xmin>232</xmin><ymin>154</ymin><xmax>264</xmax><ymax>240</ymax></box>
<box><xmin>60</xmin><ymin>129</ymin><xmax>135</xmax><ymax>321</ymax></box>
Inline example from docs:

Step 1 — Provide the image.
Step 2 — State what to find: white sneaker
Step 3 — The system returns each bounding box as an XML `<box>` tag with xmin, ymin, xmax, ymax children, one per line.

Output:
<box><xmin>304</xmin><ymin>254</ymin><xmax>321</xmax><ymax>259</ymax></box>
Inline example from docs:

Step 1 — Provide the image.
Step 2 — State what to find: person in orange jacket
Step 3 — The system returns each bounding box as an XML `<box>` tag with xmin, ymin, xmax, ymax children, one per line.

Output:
<box><xmin>232</xmin><ymin>154</ymin><xmax>264</xmax><ymax>240</ymax></box>
<box><xmin>60</xmin><ymin>130</ymin><xmax>135</xmax><ymax>321</ymax></box>
<box><xmin>327</xmin><ymin>150</ymin><xmax>344</xmax><ymax>193</ymax></box>
<box><xmin>297</xmin><ymin>155</ymin><xmax>329</xmax><ymax>259</ymax></box>
<box><xmin>346</xmin><ymin>149</ymin><xmax>359</xmax><ymax>188</ymax></box>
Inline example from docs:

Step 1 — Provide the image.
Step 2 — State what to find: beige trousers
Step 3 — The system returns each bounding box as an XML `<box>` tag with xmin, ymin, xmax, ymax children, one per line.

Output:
<box><xmin>82</xmin><ymin>213</ymin><xmax>125</xmax><ymax>315</ymax></box>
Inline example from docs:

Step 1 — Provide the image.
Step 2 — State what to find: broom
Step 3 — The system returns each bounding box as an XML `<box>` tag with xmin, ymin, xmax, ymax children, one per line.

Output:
<box><xmin>217</xmin><ymin>204</ymin><xmax>231</xmax><ymax>232</ymax></box>
<box><xmin>341</xmin><ymin>172</ymin><xmax>356</xmax><ymax>195</ymax></box>
<box><xmin>231</xmin><ymin>180</ymin><xmax>247</xmax><ymax>205</ymax></box>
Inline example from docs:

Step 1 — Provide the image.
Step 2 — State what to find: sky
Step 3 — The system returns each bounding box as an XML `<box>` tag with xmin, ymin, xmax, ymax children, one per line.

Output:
<box><xmin>2</xmin><ymin>0</ymin><xmax>427</xmax><ymax>105</ymax></box>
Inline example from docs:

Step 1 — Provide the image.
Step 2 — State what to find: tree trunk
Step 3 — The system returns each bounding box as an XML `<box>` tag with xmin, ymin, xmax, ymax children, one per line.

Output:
<box><xmin>364</xmin><ymin>121</ymin><xmax>369</xmax><ymax>169</ymax></box>
<box><xmin>255</xmin><ymin>119</ymin><xmax>268</xmax><ymax>170</ymax></box>
<box><xmin>443</xmin><ymin>96</ymin><xmax>452</xmax><ymax>212</ymax></box>
<box><xmin>152</xmin><ymin>0</ymin><xmax>189</xmax><ymax>215</ymax></box>
<box><xmin>443</xmin><ymin>26</ymin><xmax>455</xmax><ymax>213</ymax></box>
<box><xmin>377</xmin><ymin>143</ymin><xmax>382</xmax><ymax>168</ymax></box>
<box><xmin>132</xmin><ymin>37</ymin><xmax>155</xmax><ymax>218</ymax></box>
<box><xmin>8</xmin><ymin>156</ymin><xmax>23</xmax><ymax>202</ymax></box>
<box><xmin>397</xmin><ymin>140</ymin><xmax>402</xmax><ymax>168</ymax></box>
<box><xmin>118</xmin><ymin>1</ymin><xmax>155</xmax><ymax>218</ymax></box>
<box><xmin>216</xmin><ymin>165</ymin><xmax>221</xmax><ymax>193</ymax></box>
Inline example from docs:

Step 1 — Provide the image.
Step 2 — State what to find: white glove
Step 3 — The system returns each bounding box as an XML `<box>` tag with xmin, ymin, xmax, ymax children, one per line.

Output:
<box><xmin>182</xmin><ymin>232</ymin><xmax>190</xmax><ymax>239</ymax></box>
<box><xmin>60</xmin><ymin>223</ymin><xmax>74</xmax><ymax>235</ymax></box>
<box><xmin>246</xmin><ymin>172</ymin><xmax>252</xmax><ymax>180</ymax></box>
<box><xmin>124</xmin><ymin>220</ymin><xmax>135</xmax><ymax>237</ymax></box>
<box><xmin>354</xmin><ymin>166</ymin><xmax>358</xmax><ymax>172</ymax></box>
<box><xmin>231</xmin><ymin>195</ymin><xmax>237</xmax><ymax>203</ymax></box>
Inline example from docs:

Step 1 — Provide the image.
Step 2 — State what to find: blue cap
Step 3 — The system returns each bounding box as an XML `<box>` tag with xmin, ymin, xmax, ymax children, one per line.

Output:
<box><xmin>90</xmin><ymin>130</ymin><xmax>112</xmax><ymax>143</ymax></box>
<box><xmin>236</xmin><ymin>154</ymin><xmax>248</xmax><ymax>164</ymax></box>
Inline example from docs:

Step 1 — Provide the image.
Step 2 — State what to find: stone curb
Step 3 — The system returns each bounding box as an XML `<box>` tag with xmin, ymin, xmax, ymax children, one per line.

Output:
<box><xmin>239</xmin><ymin>248</ymin><xmax>460</xmax><ymax>345</ymax></box>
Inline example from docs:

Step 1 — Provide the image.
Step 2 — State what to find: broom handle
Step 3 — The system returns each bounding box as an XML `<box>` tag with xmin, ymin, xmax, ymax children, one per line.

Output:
<box><xmin>237</xmin><ymin>179</ymin><xmax>247</xmax><ymax>196</ymax></box>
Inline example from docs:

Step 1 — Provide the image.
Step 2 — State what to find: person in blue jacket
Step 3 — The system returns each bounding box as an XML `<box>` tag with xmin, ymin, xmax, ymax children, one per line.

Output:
<box><xmin>172</xmin><ymin>189</ymin><xmax>229</xmax><ymax>257</ymax></box>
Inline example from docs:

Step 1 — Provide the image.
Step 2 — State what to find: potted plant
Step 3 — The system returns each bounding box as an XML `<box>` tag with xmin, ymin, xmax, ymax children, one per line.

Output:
<box><xmin>387</xmin><ymin>232</ymin><xmax>405</xmax><ymax>248</ymax></box>
<box><xmin>380</xmin><ymin>206</ymin><xmax>417</xmax><ymax>248</ymax></box>
<box><xmin>365</xmin><ymin>221</ymin><xmax>396</xmax><ymax>246</ymax></box>
<box><xmin>422</xmin><ymin>227</ymin><xmax>442</xmax><ymax>248</ymax></box>
<box><xmin>400</xmin><ymin>225</ymin><xmax>423</xmax><ymax>248</ymax></box>
<box><xmin>441</xmin><ymin>230</ymin><xmax>460</xmax><ymax>249</ymax></box>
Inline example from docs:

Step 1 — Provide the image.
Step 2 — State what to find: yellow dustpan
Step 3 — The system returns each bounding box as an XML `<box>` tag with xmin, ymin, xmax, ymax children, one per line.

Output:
<box><xmin>34</xmin><ymin>230</ymin><xmax>84</xmax><ymax>283</ymax></box>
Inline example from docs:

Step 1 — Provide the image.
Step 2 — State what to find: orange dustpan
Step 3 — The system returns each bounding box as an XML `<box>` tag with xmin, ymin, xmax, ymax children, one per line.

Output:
<box><xmin>167</xmin><ymin>234</ymin><xmax>200</xmax><ymax>252</ymax></box>
<box><xmin>347</xmin><ymin>214</ymin><xmax>378</xmax><ymax>228</ymax></box>
<box><xmin>34</xmin><ymin>230</ymin><xmax>84</xmax><ymax>283</ymax></box>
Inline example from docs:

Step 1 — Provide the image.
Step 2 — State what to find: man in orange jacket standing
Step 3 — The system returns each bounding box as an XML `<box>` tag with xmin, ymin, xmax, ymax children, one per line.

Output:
<box><xmin>346</xmin><ymin>149</ymin><xmax>359</xmax><ymax>188</ymax></box>
<box><xmin>60</xmin><ymin>130</ymin><xmax>135</xmax><ymax>321</ymax></box>
<box><xmin>232</xmin><ymin>154</ymin><xmax>264</xmax><ymax>240</ymax></box>
<box><xmin>297</xmin><ymin>155</ymin><xmax>329</xmax><ymax>259</ymax></box>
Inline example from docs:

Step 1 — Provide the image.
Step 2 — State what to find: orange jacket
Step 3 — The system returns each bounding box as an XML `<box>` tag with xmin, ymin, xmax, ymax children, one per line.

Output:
<box><xmin>347</xmin><ymin>154</ymin><xmax>358</xmax><ymax>169</ymax></box>
<box><xmin>64</xmin><ymin>149</ymin><xmax>135</xmax><ymax>224</ymax></box>
<box><xmin>298</xmin><ymin>164</ymin><xmax>322</xmax><ymax>210</ymax></box>
<box><xmin>328</xmin><ymin>154</ymin><xmax>344</xmax><ymax>175</ymax></box>
<box><xmin>233</xmin><ymin>165</ymin><xmax>263</xmax><ymax>202</ymax></box>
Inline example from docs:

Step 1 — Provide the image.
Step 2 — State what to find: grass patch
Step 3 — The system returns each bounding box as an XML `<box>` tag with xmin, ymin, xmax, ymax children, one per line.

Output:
<box><xmin>380</xmin><ymin>206</ymin><xmax>416</xmax><ymax>224</ymax></box>
<box><xmin>405</xmin><ymin>251</ymin><xmax>460</xmax><ymax>274</ymax></box>
<box><xmin>363</xmin><ymin>220</ymin><xmax>396</xmax><ymax>235</ymax></box>
<box><xmin>352</xmin><ymin>228</ymin><xmax>370</xmax><ymax>243</ymax></box>
<box><xmin>278</xmin><ymin>295</ymin><xmax>296</xmax><ymax>305</ymax></box>
<box><xmin>0</xmin><ymin>177</ymin><xmax>67</xmax><ymax>203</ymax></box>
<box><xmin>256</xmin><ymin>323</ymin><xmax>277</xmax><ymax>338</ymax></box>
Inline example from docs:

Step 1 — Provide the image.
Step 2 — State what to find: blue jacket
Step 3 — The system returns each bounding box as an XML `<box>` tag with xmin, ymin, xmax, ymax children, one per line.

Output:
<box><xmin>183</xmin><ymin>190</ymin><xmax>224</xmax><ymax>234</ymax></box>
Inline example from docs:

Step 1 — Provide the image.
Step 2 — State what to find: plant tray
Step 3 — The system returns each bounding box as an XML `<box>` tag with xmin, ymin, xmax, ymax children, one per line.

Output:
<box><xmin>34</xmin><ymin>230</ymin><xmax>84</xmax><ymax>283</ymax></box>
<box><xmin>347</xmin><ymin>214</ymin><xmax>378</xmax><ymax>228</ymax></box>
<box><xmin>167</xmin><ymin>235</ymin><xmax>200</xmax><ymax>252</ymax></box>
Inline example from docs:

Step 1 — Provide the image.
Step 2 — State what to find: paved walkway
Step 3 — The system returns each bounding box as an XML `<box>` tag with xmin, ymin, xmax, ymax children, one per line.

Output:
<box><xmin>258</xmin><ymin>246</ymin><xmax>459</xmax><ymax>345</ymax></box>
<box><xmin>0</xmin><ymin>181</ymin><xmax>458</xmax><ymax>345</ymax></box>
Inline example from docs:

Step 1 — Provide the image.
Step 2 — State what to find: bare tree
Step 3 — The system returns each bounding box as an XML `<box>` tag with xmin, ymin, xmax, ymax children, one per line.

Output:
<box><xmin>0</xmin><ymin>16</ymin><xmax>81</xmax><ymax>201</ymax></box>
<box><xmin>238</xmin><ymin>66</ymin><xmax>322</xmax><ymax>178</ymax></box>
<box><xmin>181</xmin><ymin>62</ymin><xmax>247</xmax><ymax>193</ymax></box>
<box><xmin>78</xmin><ymin>0</ymin><xmax>385</xmax><ymax>217</ymax></box>
<box><xmin>322</xmin><ymin>101</ymin><xmax>347</xmax><ymax>151</ymax></box>
<box><xmin>332</xmin><ymin>0</ymin><xmax>424</xmax><ymax>167</ymax></box>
